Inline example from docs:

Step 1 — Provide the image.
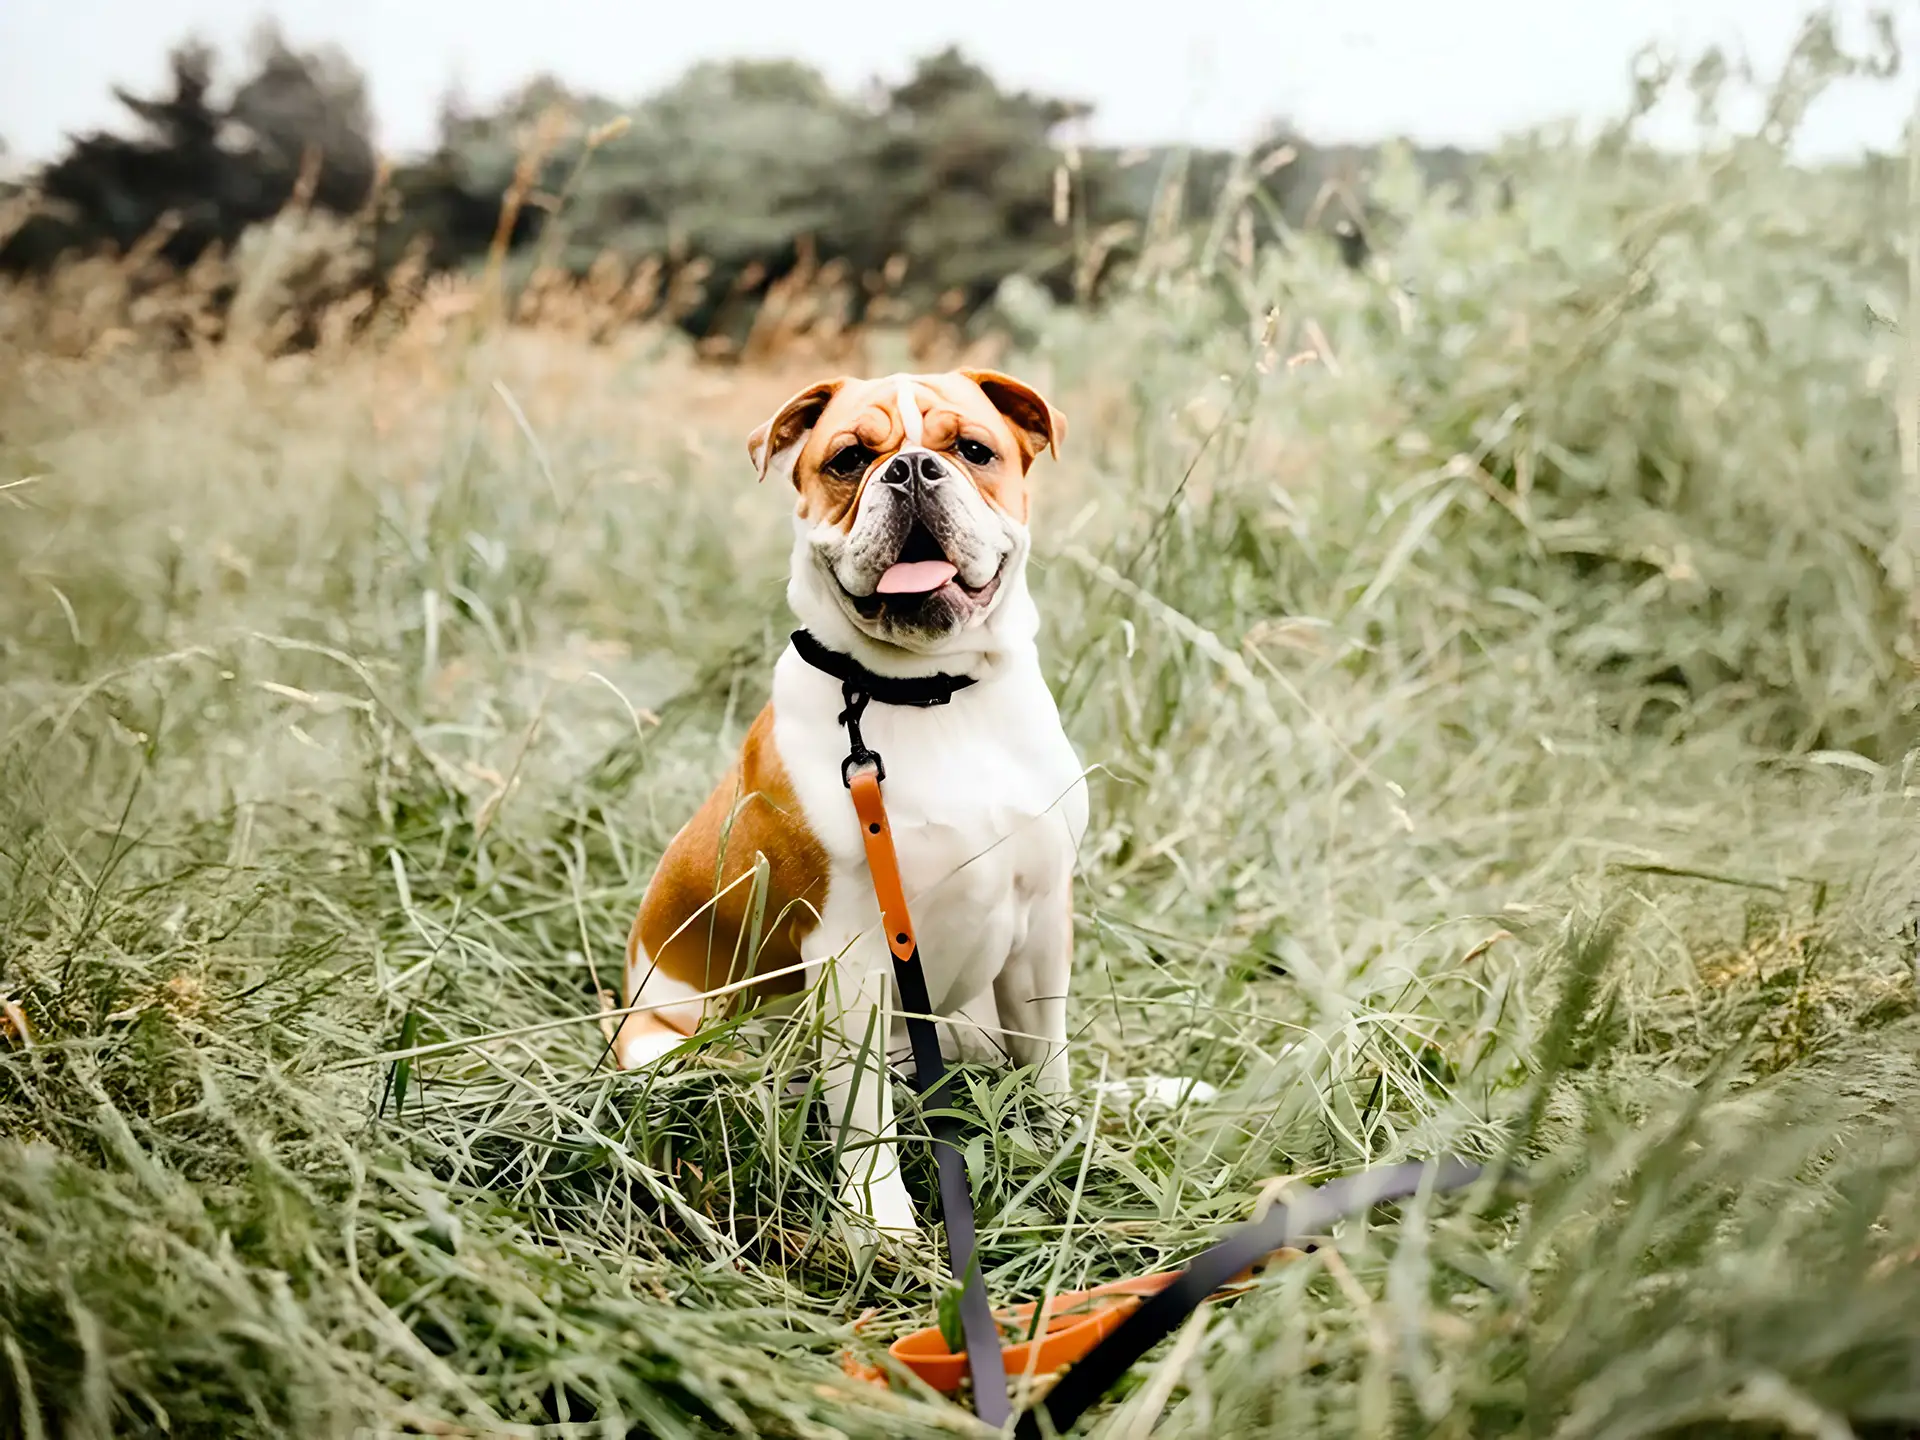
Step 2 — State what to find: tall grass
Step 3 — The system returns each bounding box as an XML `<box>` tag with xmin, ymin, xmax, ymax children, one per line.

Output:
<box><xmin>4</xmin><ymin>28</ymin><xmax>1920</xmax><ymax>1438</ymax></box>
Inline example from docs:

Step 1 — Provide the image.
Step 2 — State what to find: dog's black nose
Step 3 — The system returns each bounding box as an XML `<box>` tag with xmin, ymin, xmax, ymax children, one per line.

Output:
<box><xmin>882</xmin><ymin>451</ymin><xmax>947</xmax><ymax>487</ymax></box>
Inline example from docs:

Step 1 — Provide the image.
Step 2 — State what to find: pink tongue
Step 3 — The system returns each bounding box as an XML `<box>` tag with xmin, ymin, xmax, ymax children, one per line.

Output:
<box><xmin>876</xmin><ymin>560</ymin><xmax>958</xmax><ymax>595</ymax></box>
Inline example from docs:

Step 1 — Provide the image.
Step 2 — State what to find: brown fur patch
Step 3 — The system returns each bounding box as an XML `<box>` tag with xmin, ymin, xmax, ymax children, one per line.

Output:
<box><xmin>619</xmin><ymin>703</ymin><xmax>828</xmax><ymax>1034</ymax></box>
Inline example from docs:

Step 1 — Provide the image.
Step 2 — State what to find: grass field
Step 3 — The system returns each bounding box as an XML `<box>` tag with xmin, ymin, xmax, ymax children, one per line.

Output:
<box><xmin>6</xmin><ymin>63</ymin><xmax>1920</xmax><ymax>1438</ymax></box>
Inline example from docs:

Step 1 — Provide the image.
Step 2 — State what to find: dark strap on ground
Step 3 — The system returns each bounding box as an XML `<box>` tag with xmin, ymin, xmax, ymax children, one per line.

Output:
<box><xmin>1011</xmin><ymin>1155</ymin><xmax>1487</xmax><ymax>1437</ymax></box>
<box><xmin>892</xmin><ymin>952</ymin><xmax>1012</xmax><ymax>1427</ymax></box>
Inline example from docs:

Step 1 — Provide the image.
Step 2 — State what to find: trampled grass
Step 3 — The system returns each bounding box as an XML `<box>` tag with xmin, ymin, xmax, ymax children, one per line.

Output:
<box><xmin>5</xmin><ymin>64</ymin><xmax>1920</xmax><ymax>1438</ymax></box>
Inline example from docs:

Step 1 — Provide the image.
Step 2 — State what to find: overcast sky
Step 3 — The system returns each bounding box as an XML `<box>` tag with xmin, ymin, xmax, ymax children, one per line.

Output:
<box><xmin>2</xmin><ymin>0</ymin><xmax>1913</xmax><ymax>163</ymax></box>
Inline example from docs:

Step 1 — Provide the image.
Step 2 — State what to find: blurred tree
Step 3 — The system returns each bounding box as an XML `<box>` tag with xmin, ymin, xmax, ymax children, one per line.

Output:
<box><xmin>1</xmin><ymin>31</ymin><xmax>1479</xmax><ymax>346</ymax></box>
<box><xmin>560</xmin><ymin>59</ymin><xmax>874</xmax><ymax>337</ymax></box>
<box><xmin>0</xmin><ymin>139</ymin><xmax>20</xmax><ymax>214</ymax></box>
<box><xmin>378</xmin><ymin>74</ymin><xmax>603</xmax><ymax>271</ymax></box>
<box><xmin>0</xmin><ymin>27</ymin><xmax>376</xmax><ymax>273</ymax></box>
<box><xmin>860</xmin><ymin>48</ymin><xmax>1095</xmax><ymax>310</ymax></box>
<box><xmin>401</xmin><ymin>49</ymin><xmax>1112</xmax><ymax>344</ymax></box>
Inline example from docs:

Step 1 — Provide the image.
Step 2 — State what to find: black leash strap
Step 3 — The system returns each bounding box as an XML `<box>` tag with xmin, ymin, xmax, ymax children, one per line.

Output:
<box><xmin>891</xmin><ymin>941</ymin><xmax>1012</xmax><ymax>1427</ymax></box>
<box><xmin>1013</xmin><ymin>1155</ymin><xmax>1487</xmax><ymax>1438</ymax></box>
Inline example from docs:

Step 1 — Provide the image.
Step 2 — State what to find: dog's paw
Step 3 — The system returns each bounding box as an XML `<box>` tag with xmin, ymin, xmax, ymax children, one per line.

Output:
<box><xmin>1093</xmin><ymin>1074</ymin><xmax>1220</xmax><ymax>1109</ymax></box>
<box><xmin>1019</xmin><ymin>1068</ymin><xmax>1082</xmax><ymax>1132</ymax></box>
<box><xmin>836</xmin><ymin>1214</ymin><xmax>924</xmax><ymax>1276</ymax></box>
<box><xmin>611</xmin><ymin>1019</ymin><xmax>688</xmax><ymax>1071</ymax></box>
<box><xmin>1032</xmin><ymin>1054</ymin><xmax>1073</xmax><ymax>1104</ymax></box>
<box><xmin>837</xmin><ymin>1173</ymin><xmax>923</xmax><ymax>1253</ymax></box>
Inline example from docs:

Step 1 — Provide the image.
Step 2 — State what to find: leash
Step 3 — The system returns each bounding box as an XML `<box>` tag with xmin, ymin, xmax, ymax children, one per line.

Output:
<box><xmin>799</xmin><ymin>631</ymin><xmax>1493</xmax><ymax>1432</ymax></box>
<box><xmin>1010</xmin><ymin>1155</ymin><xmax>1485</xmax><ymax>1437</ymax></box>
<box><xmin>801</xmin><ymin>631</ymin><xmax>1009</xmax><ymax>1425</ymax></box>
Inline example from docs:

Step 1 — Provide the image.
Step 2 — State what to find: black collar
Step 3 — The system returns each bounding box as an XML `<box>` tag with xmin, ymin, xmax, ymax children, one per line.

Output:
<box><xmin>788</xmin><ymin>629</ymin><xmax>976</xmax><ymax>709</ymax></box>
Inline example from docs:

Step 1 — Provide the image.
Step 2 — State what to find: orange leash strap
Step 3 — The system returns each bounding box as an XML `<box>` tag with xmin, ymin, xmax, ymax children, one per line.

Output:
<box><xmin>844</xmin><ymin>744</ymin><xmax>1010</xmax><ymax>1424</ymax></box>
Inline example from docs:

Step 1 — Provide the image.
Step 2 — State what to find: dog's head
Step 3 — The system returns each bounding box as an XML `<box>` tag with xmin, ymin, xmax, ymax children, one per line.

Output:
<box><xmin>749</xmin><ymin>370</ymin><xmax>1065</xmax><ymax>666</ymax></box>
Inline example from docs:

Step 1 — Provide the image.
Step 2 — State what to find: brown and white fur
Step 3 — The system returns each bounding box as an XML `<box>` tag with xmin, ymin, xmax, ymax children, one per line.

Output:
<box><xmin>610</xmin><ymin>370</ymin><xmax>1087</xmax><ymax>1241</ymax></box>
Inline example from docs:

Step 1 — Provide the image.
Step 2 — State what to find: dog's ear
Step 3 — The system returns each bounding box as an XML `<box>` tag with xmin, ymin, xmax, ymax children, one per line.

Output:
<box><xmin>748</xmin><ymin>377</ymin><xmax>849</xmax><ymax>485</ymax></box>
<box><xmin>960</xmin><ymin>369</ymin><xmax>1066</xmax><ymax>468</ymax></box>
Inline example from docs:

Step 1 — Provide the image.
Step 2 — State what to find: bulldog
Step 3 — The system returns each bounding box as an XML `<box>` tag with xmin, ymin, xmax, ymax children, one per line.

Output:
<box><xmin>612</xmin><ymin>370</ymin><xmax>1088</xmax><ymax>1240</ymax></box>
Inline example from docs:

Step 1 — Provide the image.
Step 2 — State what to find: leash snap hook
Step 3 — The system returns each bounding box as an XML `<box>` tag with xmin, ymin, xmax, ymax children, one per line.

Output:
<box><xmin>837</xmin><ymin>684</ymin><xmax>885</xmax><ymax>787</ymax></box>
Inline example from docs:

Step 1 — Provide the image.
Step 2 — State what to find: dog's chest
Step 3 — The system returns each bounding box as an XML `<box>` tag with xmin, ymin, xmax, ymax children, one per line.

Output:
<box><xmin>772</xmin><ymin>654</ymin><xmax>1087</xmax><ymax>1011</ymax></box>
<box><xmin>868</xmin><ymin>711</ymin><xmax>1081</xmax><ymax>1008</ymax></box>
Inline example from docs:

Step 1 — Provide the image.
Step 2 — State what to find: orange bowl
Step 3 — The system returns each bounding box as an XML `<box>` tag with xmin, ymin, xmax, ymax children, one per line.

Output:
<box><xmin>887</xmin><ymin>1274</ymin><xmax>1181</xmax><ymax>1394</ymax></box>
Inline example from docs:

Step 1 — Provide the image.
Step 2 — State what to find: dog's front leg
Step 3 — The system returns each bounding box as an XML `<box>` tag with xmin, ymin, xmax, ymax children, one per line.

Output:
<box><xmin>998</xmin><ymin>879</ymin><xmax>1075</xmax><ymax>1105</ymax></box>
<box><xmin>812</xmin><ymin>936</ymin><xmax>920</xmax><ymax>1243</ymax></box>
<box><xmin>995</xmin><ymin>883</ymin><xmax>1074</xmax><ymax>1102</ymax></box>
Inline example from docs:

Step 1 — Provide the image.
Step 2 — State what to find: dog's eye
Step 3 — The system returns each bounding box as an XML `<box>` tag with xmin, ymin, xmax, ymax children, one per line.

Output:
<box><xmin>823</xmin><ymin>444</ymin><xmax>874</xmax><ymax>481</ymax></box>
<box><xmin>955</xmin><ymin>438</ymin><xmax>995</xmax><ymax>466</ymax></box>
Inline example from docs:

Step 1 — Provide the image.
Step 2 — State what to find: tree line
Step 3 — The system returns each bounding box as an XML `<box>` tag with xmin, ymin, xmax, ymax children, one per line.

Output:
<box><xmin>0</xmin><ymin>29</ymin><xmax>1485</xmax><ymax>347</ymax></box>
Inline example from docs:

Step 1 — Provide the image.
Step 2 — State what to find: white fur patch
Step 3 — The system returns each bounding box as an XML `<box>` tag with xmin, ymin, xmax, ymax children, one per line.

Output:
<box><xmin>895</xmin><ymin>377</ymin><xmax>923</xmax><ymax>446</ymax></box>
<box><xmin>1094</xmin><ymin>1075</ymin><xmax>1220</xmax><ymax>1107</ymax></box>
<box><xmin>617</xmin><ymin>1026</ymin><xmax>690</xmax><ymax>1070</ymax></box>
<box><xmin>622</xmin><ymin>953</ymin><xmax>705</xmax><ymax>1037</ymax></box>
